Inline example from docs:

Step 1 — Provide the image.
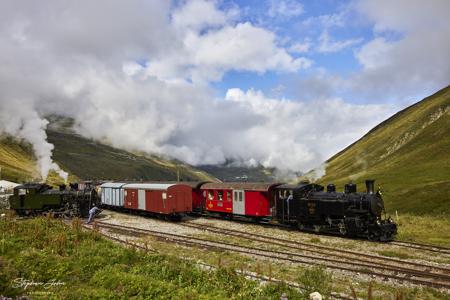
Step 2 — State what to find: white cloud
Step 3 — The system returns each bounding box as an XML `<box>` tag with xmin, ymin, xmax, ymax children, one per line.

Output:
<box><xmin>223</xmin><ymin>88</ymin><xmax>393</xmax><ymax>172</ymax></box>
<box><xmin>288</xmin><ymin>40</ymin><xmax>311</xmax><ymax>53</ymax></box>
<box><xmin>352</xmin><ymin>0</ymin><xmax>450</xmax><ymax>99</ymax></box>
<box><xmin>357</xmin><ymin>0</ymin><xmax>450</xmax><ymax>34</ymax></box>
<box><xmin>355</xmin><ymin>37</ymin><xmax>393</xmax><ymax>70</ymax></box>
<box><xmin>145</xmin><ymin>20</ymin><xmax>311</xmax><ymax>83</ymax></box>
<box><xmin>302</xmin><ymin>12</ymin><xmax>345</xmax><ymax>29</ymax></box>
<box><xmin>268</xmin><ymin>0</ymin><xmax>304</xmax><ymax>18</ymax></box>
<box><xmin>317</xmin><ymin>30</ymin><xmax>363</xmax><ymax>53</ymax></box>
<box><xmin>172</xmin><ymin>0</ymin><xmax>238</xmax><ymax>31</ymax></box>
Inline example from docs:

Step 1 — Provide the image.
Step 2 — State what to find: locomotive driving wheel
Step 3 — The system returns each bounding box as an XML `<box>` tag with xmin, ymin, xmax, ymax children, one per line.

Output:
<box><xmin>368</xmin><ymin>231</ymin><xmax>379</xmax><ymax>241</ymax></box>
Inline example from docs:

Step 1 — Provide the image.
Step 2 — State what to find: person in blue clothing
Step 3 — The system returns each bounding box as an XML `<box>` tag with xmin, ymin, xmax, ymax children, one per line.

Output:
<box><xmin>87</xmin><ymin>205</ymin><xmax>101</xmax><ymax>224</ymax></box>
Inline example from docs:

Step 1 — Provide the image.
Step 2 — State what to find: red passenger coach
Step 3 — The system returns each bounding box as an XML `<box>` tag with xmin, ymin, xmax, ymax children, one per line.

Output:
<box><xmin>200</xmin><ymin>183</ymin><xmax>281</xmax><ymax>218</ymax></box>
<box><xmin>123</xmin><ymin>183</ymin><xmax>192</xmax><ymax>216</ymax></box>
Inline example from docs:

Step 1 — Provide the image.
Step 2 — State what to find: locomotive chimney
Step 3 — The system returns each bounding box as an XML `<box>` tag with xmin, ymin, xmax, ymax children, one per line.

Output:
<box><xmin>344</xmin><ymin>182</ymin><xmax>356</xmax><ymax>193</ymax></box>
<box><xmin>365</xmin><ymin>179</ymin><xmax>375</xmax><ymax>194</ymax></box>
<box><xmin>327</xmin><ymin>184</ymin><xmax>336</xmax><ymax>193</ymax></box>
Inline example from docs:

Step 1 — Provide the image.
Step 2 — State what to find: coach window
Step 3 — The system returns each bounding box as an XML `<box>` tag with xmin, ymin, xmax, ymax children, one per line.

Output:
<box><xmin>217</xmin><ymin>191</ymin><xmax>223</xmax><ymax>201</ymax></box>
<box><xmin>239</xmin><ymin>192</ymin><xmax>243</xmax><ymax>202</ymax></box>
<box><xmin>208</xmin><ymin>190</ymin><xmax>214</xmax><ymax>200</ymax></box>
<box><xmin>226</xmin><ymin>191</ymin><xmax>231</xmax><ymax>201</ymax></box>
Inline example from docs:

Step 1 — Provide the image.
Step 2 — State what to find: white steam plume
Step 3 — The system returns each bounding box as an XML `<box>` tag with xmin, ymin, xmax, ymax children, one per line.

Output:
<box><xmin>0</xmin><ymin>105</ymin><xmax>68</xmax><ymax>181</ymax></box>
<box><xmin>304</xmin><ymin>163</ymin><xmax>328</xmax><ymax>182</ymax></box>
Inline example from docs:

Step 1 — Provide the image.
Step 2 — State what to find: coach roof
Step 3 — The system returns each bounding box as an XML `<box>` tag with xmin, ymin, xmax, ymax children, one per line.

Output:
<box><xmin>100</xmin><ymin>182</ymin><xmax>128</xmax><ymax>188</ymax></box>
<box><xmin>200</xmin><ymin>182</ymin><xmax>281</xmax><ymax>192</ymax></box>
<box><xmin>123</xmin><ymin>183</ymin><xmax>176</xmax><ymax>190</ymax></box>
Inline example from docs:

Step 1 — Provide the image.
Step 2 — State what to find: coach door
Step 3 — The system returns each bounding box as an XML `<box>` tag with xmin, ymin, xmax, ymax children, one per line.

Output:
<box><xmin>138</xmin><ymin>189</ymin><xmax>146</xmax><ymax>210</ymax></box>
<box><xmin>232</xmin><ymin>190</ymin><xmax>245</xmax><ymax>215</ymax></box>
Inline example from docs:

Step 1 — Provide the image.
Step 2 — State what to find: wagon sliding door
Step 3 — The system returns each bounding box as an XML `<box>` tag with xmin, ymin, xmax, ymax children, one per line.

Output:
<box><xmin>138</xmin><ymin>189</ymin><xmax>146</xmax><ymax>210</ymax></box>
<box><xmin>232</xmin><ymin>190</ymin><xmax>245</xmax><ymax>215</ymax></box>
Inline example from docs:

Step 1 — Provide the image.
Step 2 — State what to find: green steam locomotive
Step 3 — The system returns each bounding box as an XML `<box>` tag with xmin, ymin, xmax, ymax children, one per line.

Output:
<box><xmin>8</xmin><ymin>183</ymin><xmax>97</xmax><ymax>218</ymax></box>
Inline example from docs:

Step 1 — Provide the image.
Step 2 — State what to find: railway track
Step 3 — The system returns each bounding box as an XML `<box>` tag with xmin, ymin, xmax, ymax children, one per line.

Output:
<box><xmin>194</xmin><ymin>213</ymin><xmax>450</xmax><ymax>257</ymax></box>
<box><xmin>178</xmin><ymin>221</ymin><xmax>450</xmax><ymax>275</ymax></box>
<box><xmin>80</xmin><ymin>222</ymin><xmax>353</xmax><ymax>300</ymax></box>
<box><xmin>94</xmin><ymin>221</ymin><xmax>450</xmax><ymax>290</ymax></box>
<box><xmin>391</xmin><ymin>241</ymin><xmax>450</xmax><ymax>256</ymax></box>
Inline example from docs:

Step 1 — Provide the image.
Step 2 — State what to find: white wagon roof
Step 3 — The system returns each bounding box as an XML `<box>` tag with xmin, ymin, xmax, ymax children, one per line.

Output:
<box><xmin>0</xmin><ymin>180</ymin><xmax>20</xmax><ymax>189</ymax></box>
<box><xmin>100</xmin><ymin>182</ymin><xmax>128</xmax><ymax>188</ymax></box>
<box><xmin>123</xmin><ymin>183</ymin><xmax>175</xmax><ymax>190</ymax></box>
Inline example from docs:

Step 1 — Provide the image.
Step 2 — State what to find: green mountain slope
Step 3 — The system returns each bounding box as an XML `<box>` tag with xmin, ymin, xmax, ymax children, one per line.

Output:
<box><xmin>0</xmin><ymin>137</ymin><xmax>39</xmax><ymax>182</ymax></box>
<box><xmin>0</xmin><ymin>117</ymin><xmax>216</xmax><ymax>184</ymax></box>
<box><xmin>316</xmin><ymin>86</ymin><xmax>450</xmax><ymax>216</ymax></box>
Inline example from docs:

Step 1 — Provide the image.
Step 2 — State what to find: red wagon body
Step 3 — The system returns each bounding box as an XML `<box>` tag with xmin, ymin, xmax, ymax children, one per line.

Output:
<box><xmin>123</xmin><ymin>183</ymin><xmax>192</xmax><ymax>215</ymax></box>
<box><xmin>200</xmin><ymin>182</ymin><xmax>281</xmax><ymax>217</ymax></box>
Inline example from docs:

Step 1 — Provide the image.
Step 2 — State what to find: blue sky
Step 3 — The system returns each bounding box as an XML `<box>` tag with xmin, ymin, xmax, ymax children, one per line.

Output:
<box><xmin>206</xmin><ymin>0</ymin><xmax>447</xmax><ymax>105</ymax></box>
<box><xmin>211</xmin><ymin>0</ymin><xmax>372</xmax><ymax>99</ymax></box>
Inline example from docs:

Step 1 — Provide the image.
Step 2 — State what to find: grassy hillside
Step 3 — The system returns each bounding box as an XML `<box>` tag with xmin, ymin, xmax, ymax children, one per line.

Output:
<box><xmin>315</xmin><ymin>86</ymin><xmax>450</xmax><ymax>216</ymax></box>
<box><xmin>0</xmin><ymin>117</ymin><xmax>216</xmax><ymax>184</ymax></box>
<box><xmin>0</xmin><ymin>136</ymin><xmax>38</xmax><ymax>182</ymax></box>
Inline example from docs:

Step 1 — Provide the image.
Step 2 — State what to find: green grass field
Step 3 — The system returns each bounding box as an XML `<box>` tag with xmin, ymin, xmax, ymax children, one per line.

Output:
<box><xmin>395</xmin><ymin>213</ymin><xmax>450</xmax><ymax>246</ymax></box>
<box><xmin>0</xmin><ymin>215</ymin><xmax>315</xmax><ymax>299</ymax></box>
<box><xmin>1</xmin><ymin>215</ymin><xmax>448</xmax><ymax>299</ymax></box>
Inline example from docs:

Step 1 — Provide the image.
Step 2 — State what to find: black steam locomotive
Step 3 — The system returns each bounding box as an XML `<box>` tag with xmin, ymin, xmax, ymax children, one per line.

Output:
<box><xmin>276</xmin><ymin>180</ymin><xmax>397</xmax><ymax>241</ymax></box>
<box><xmin>9</xmin><ymin>182</ymin><xmax>98</xmax><ymax>218</ymax></box>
